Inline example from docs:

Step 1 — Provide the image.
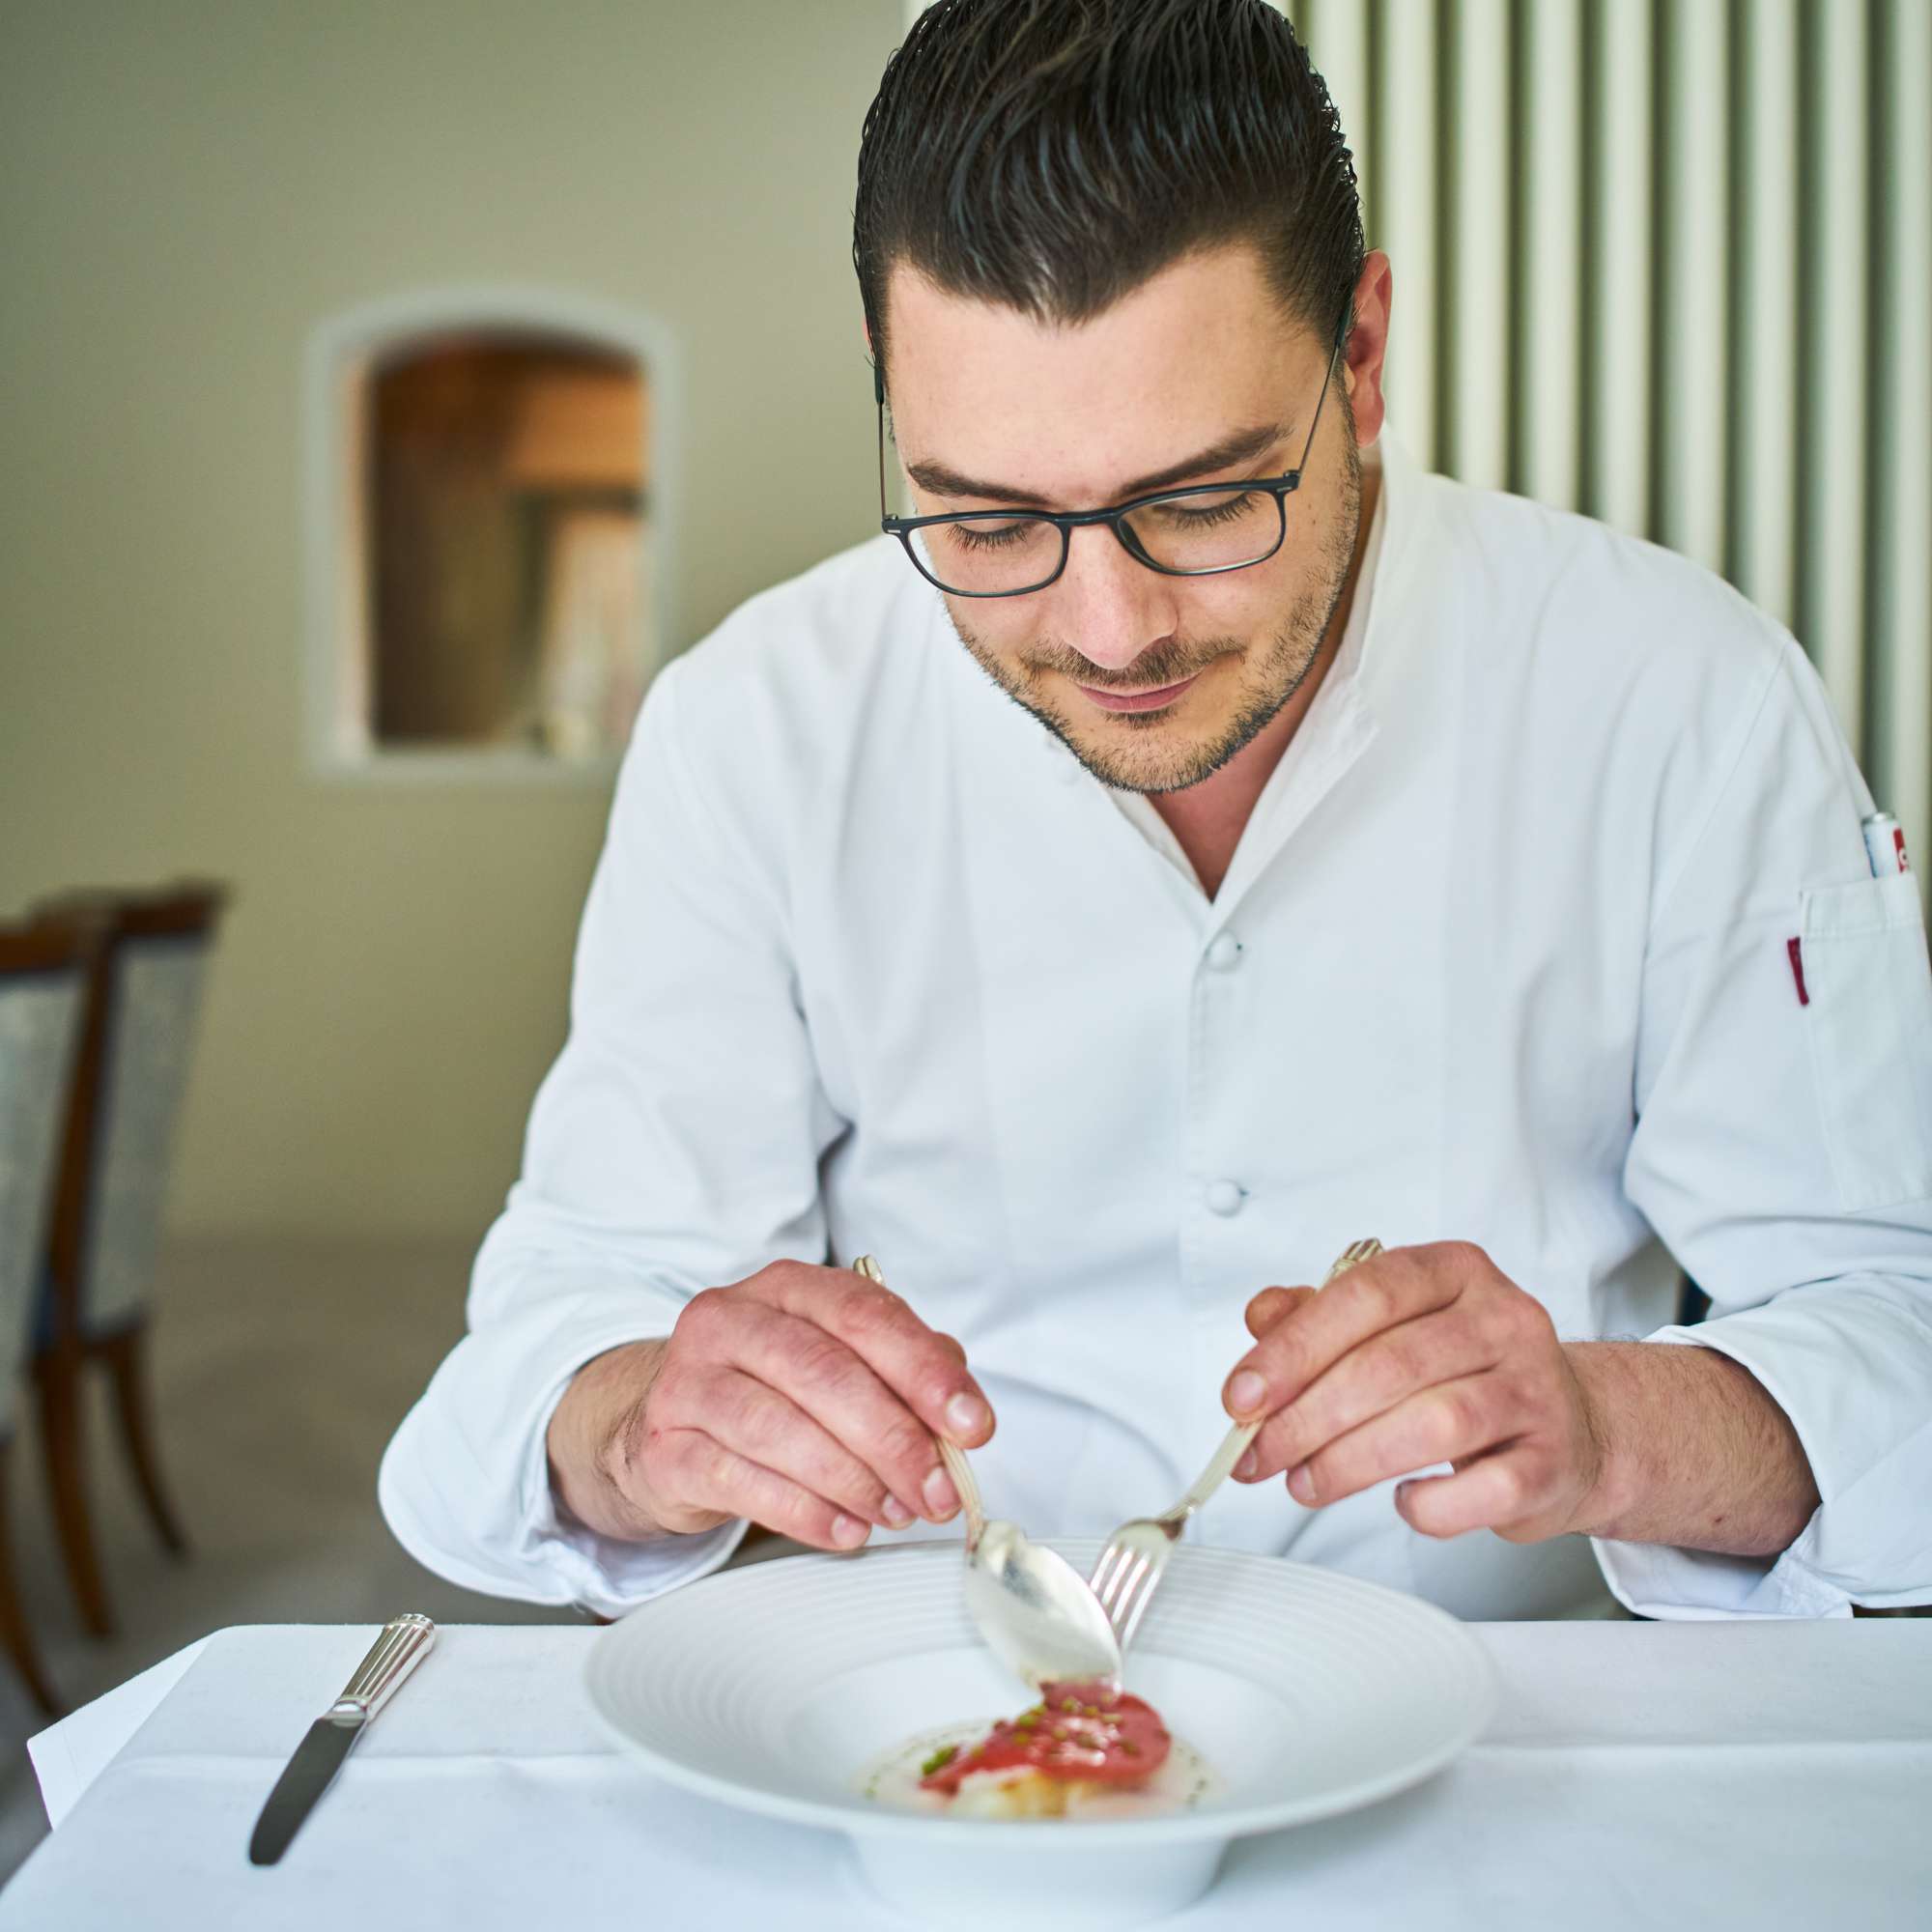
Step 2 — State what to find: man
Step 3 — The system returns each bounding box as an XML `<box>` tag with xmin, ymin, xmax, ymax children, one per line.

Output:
<box><xmin>381</xmin><ymin>0</ymin><xmax>1932</xmax><ymax>1622</ymax></box>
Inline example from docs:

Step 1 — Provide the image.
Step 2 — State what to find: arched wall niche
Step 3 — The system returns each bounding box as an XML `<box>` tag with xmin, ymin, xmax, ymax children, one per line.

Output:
<box><xmin>303</xmin><ymin>287</ymin><xmax>683</xmax><ymax>782</ymax></box>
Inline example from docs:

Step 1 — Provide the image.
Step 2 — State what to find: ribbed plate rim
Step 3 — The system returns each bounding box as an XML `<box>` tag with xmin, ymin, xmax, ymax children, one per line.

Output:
<box><xmin>584</xmin><ymin>1540</ymin><xmax>1498</xmax><ymax>1849</ymax></box>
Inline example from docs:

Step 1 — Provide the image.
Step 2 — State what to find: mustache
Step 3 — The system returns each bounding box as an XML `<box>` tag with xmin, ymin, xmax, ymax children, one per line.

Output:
<box><xmin>1018</xmin><ymin>640</ymin><xmax>1236</xmax><ymax>691</ymax></box>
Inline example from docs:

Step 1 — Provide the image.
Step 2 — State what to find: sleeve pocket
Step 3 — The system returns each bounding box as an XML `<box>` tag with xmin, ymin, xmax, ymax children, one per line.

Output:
<box><xmin>1800</xmin><ymin>871</ymin><xmax>1932</xmax><ymax>1211</ymax></box>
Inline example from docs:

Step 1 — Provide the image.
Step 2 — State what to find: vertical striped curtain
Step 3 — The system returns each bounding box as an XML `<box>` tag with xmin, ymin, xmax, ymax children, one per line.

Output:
<box><xmin>1287</xmin><ymin>0</ymin><xmax>1931</xmax><ymax>895</ymax></box>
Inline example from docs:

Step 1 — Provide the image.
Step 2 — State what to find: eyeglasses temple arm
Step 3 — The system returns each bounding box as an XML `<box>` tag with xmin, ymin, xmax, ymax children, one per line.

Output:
<box><xmin>1294</xmin><ymin>322</ymin><xmax>1347</xmax><ymax>476</ymax></box>
<box><xmin>876</xmin><ymin>385</ymin><xmax>891</xmax><ymax>526</ymax></box>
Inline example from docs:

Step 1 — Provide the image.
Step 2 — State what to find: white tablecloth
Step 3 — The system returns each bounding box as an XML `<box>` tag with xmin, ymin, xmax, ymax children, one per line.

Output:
<box><xmin>10</xmin><ymin>1620</ymin><xmax>1930</xmax><ymax>1929</ymax></box>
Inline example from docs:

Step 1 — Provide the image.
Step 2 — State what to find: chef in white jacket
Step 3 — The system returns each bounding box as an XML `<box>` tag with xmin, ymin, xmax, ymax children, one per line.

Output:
<box><xmin>381</xmin><ymin>0</ymin><xmax>1932</xmax><ymax>1626</ymax></box>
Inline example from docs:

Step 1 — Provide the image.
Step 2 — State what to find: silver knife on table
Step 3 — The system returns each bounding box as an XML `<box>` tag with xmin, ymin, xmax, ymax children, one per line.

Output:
<box><xmin>248</xmin><ymin>1613</ymin><xmax>437</xmax><ymax>1865</ymax></box>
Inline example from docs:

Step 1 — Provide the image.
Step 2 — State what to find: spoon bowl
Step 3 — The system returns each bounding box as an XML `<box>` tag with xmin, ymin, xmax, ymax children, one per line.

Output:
<box><xmin>959</xmin><ymin>1516</ymin><xmax>1123</xmax><ymax>1690</ymax></box>
<box><xmin>855</xmin><ymin>1256</ymin><xmax>1122</xmax><ymax>1691</ymax></box>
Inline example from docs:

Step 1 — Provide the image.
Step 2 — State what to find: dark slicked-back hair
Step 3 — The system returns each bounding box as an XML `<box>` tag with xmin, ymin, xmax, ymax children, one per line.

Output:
<box><xmin>853</xmin><ymin>0</ymin><xmax>1364</xmax><ymax>398</ymax></box>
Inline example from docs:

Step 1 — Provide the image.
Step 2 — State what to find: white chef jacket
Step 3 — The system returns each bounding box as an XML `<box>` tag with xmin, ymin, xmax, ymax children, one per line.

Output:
<box><xmin>379</xmin><ymin>427</ymin><xmax>1932</xmax><ymax>1623</ymax></box>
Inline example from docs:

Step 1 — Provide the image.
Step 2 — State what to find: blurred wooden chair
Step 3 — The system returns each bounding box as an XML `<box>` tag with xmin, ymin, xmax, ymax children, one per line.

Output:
<box><xmin>30</xmin><ymin>880</ymin><xmax>228</xmax><ymax>1638</ymax></box>
<box><xmin>0</xmin><ymin>917</ymin><xmax>98</xmax><ymax>1712</ymax></box>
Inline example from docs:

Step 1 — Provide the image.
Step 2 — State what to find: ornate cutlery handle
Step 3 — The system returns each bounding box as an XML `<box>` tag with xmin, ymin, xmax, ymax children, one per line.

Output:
<box><xmin>1169</xmin><ymin>1239</ymin><xmax>1384</xmax><ymax>1522</ymax></box>
<box><xmin>330</xmin><ymin>1613</ymin><xmax>436</xmax><ymax>1723</ymax></box>
<box><xmin>934</xmin><ymin>1438</ymin><xmax>988</xmax><ymax>1549</ymax></box>
<box><xmin>852</xmin><ymin>1254</ymin><xmax>987</xmax><ymax>1548</ymax></box>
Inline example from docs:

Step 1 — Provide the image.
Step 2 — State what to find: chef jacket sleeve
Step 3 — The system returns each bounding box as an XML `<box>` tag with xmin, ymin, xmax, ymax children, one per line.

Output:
<box><xmin>379</xmin><ymin>652</ymin><xmax>846</xmax><ymax>1616</ymax></box>
<box><xmin>1594</xmin><ymin>628</ymin><xmax>1932</xmax><ymax>1618</ymax></box>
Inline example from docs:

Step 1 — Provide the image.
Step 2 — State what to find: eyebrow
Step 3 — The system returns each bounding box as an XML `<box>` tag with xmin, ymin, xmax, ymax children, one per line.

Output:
<box><xmin>901</xmin><ymin>420</ymin><xmax>1291</xmax><ymax>509</ymax></box>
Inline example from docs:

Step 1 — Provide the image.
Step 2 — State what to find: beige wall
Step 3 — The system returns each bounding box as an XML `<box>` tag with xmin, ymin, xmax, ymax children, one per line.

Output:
<box><xmin>0</xmin><ymin>0</ymin><xmax>901</xmax><ymax>1237</ymax></box>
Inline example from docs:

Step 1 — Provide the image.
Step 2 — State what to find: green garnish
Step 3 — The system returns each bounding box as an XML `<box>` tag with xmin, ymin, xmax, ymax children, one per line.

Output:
<box><xmin>920</xmin><ymin>1744</ymin><xmax>959</xmax><ymax>1776</ymax></box>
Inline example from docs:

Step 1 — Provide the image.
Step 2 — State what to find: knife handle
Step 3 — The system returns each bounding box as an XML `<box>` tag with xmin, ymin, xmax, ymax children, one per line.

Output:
<box><xmin>328</xmin><ymin>1613</ymin><xmax>436</xmax><ymax>1722</ymax></box>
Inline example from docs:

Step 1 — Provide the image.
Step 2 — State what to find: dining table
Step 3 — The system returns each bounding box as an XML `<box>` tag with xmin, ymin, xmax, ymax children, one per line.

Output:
<box><xmin>9</xmin><ymin>1615</ymin><xmax>1929</xmax><ymax>1928</ymax></box>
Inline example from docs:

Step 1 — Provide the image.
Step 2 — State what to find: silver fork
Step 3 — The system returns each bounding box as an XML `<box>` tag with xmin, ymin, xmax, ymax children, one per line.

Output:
<box><xmin>1089</xmin><ymin>1237</ymin><xmax>1384</xmax><ymax>1656</ymax></box>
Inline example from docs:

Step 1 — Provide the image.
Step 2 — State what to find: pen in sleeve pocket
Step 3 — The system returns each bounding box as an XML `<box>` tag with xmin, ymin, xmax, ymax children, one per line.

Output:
<box><xmin>1861</xmin><ymin>811</ymin><xmax>1910</xmax><ymax>878</ymax></box>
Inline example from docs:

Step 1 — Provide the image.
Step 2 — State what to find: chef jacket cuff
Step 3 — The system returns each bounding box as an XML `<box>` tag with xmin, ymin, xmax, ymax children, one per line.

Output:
<box><xmin>1585</xmin><ymin>1325</ymin><xmax>1853</xmax><ymax>1620</ymax></box>
<box><xmin>528</xmin><ymin>1485</ymin><xmax>751</xmax><ymax>1622</ymax></box>
<box><xmin>379</xmin><ymin>1285</ymin><xmax>751</xmax><ymax>1617</ymax></box>
<box><xmin>1589</xmin><ymin>1523</ymin><xmax>1848</xmax><ymax>1621</ymax></box>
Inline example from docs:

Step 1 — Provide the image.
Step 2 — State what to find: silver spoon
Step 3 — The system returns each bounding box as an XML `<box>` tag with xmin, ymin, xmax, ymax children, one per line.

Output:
<box><xmin>853</xmin><ymin>1255</ymin><xmax>1122</xmax><ymax>1691</ymax></box>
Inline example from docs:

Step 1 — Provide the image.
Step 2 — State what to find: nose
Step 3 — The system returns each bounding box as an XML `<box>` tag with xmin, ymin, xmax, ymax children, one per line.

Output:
<box><xmin>1049</xmin><ymin>521</ymin><xmax>1181</xmax><ymax>677</ymax></box>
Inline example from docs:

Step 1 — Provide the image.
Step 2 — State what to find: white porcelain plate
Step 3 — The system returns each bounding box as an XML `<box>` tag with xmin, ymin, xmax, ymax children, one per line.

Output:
<box><xmin>585</xmin><ymin>1537</ymin><xmax>1497</xmax><ymax>1929</ymax></box>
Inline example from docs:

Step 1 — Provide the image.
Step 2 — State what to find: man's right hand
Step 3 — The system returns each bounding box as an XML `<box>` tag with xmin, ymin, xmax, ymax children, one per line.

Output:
<box><xmin>545</xmin><ymin>1260</ymin><xmax>994</xmax><ymax>1553</ymax></box>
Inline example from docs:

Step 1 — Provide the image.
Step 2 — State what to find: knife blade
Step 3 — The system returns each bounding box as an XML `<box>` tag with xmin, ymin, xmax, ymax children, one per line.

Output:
<box><xmin>248</xmin><ymin>1613</ymin><xmax>436</xmax><ymax>1865</ymax></box>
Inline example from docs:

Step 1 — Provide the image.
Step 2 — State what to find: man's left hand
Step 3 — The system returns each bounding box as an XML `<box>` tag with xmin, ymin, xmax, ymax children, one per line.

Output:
<box><xmin>1225</xmin><ymin>1241</ymin><xmax>1608</xmax><ymax>1543</ymax></box>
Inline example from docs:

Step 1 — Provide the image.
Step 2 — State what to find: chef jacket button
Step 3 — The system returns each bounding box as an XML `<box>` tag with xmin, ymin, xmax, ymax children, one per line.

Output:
<box><xmin>1205</xmin><ymin>1179</ymin><xmax>1244</xmax><ymax>1217</ymax></box>
<box><xmin>1206</xmin><ymin>933</ymin><xmax>1243</xmax><ymax>972</ymax></box>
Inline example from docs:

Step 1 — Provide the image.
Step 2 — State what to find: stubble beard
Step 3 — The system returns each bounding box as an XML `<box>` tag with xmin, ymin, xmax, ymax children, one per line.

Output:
<box><xmin>946</xmin><ymin>401</ymin><xmax>1363</xmax><ymax>796</ymax></box>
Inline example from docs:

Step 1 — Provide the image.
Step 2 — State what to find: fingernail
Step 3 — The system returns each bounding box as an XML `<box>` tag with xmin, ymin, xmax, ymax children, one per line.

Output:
<box><xmin>881</xmin><ymin>1494</ymin><xmax>915</xmax><ymax>1528</ymax></box>
<box><xmin>1227</xmin><ymin>1370</ymin><xmax>1268</xmax><ymax>1415</ymax></box>
<box><xmin>832</xmin><ymin>1513</ymin><xmax>868</xmax><ymax>1548</ymax></box>
<box><xmin>946</xmin><ymin>1393</ymin><xmax>990</xmax><ymax>1438</ymax></box>
<box><xmin>923</xmin><ymin>1465</ymin><xmax>959</xmax><ymax>1518</ymax></box>
<box><xmin>1288</xmin><ymin>1463</ymin><xmax>1316</xmax><ymax>1504</ymax></box>
<box><xmin>1235</xmin><ymin>1448</ymin><xmax>1260</xmax><ymax>1481</ymax></box>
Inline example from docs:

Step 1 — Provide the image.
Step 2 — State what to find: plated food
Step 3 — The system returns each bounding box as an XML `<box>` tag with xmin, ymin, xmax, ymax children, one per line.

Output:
<box><xmin>859</xmin><ymin>1677</ymin><xmax>1218</xmax><ymax>1820</ymax></box>
<box><xmin>586</xmin><ymin>1539</ymin><xmax>1498</xmax><ymax>1932</ymax></box>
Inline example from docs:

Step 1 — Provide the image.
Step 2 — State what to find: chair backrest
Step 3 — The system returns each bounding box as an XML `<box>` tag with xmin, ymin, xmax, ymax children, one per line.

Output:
<box><xmin>35</xmin><ymin>882</ymin><xmax>229</xmax><ymax>1342</ymax></box>
<box><xmin>0</xmin><ymin>923</ymin><xmax>95</xmax><ymax>1430</ymax></box>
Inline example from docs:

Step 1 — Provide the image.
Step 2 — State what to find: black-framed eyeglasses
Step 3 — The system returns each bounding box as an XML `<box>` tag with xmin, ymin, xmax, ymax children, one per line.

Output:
<box><xmin>875</xmin><ymin>313</ymin><xmax>1349</xmax><ymax>599</ymax></box>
